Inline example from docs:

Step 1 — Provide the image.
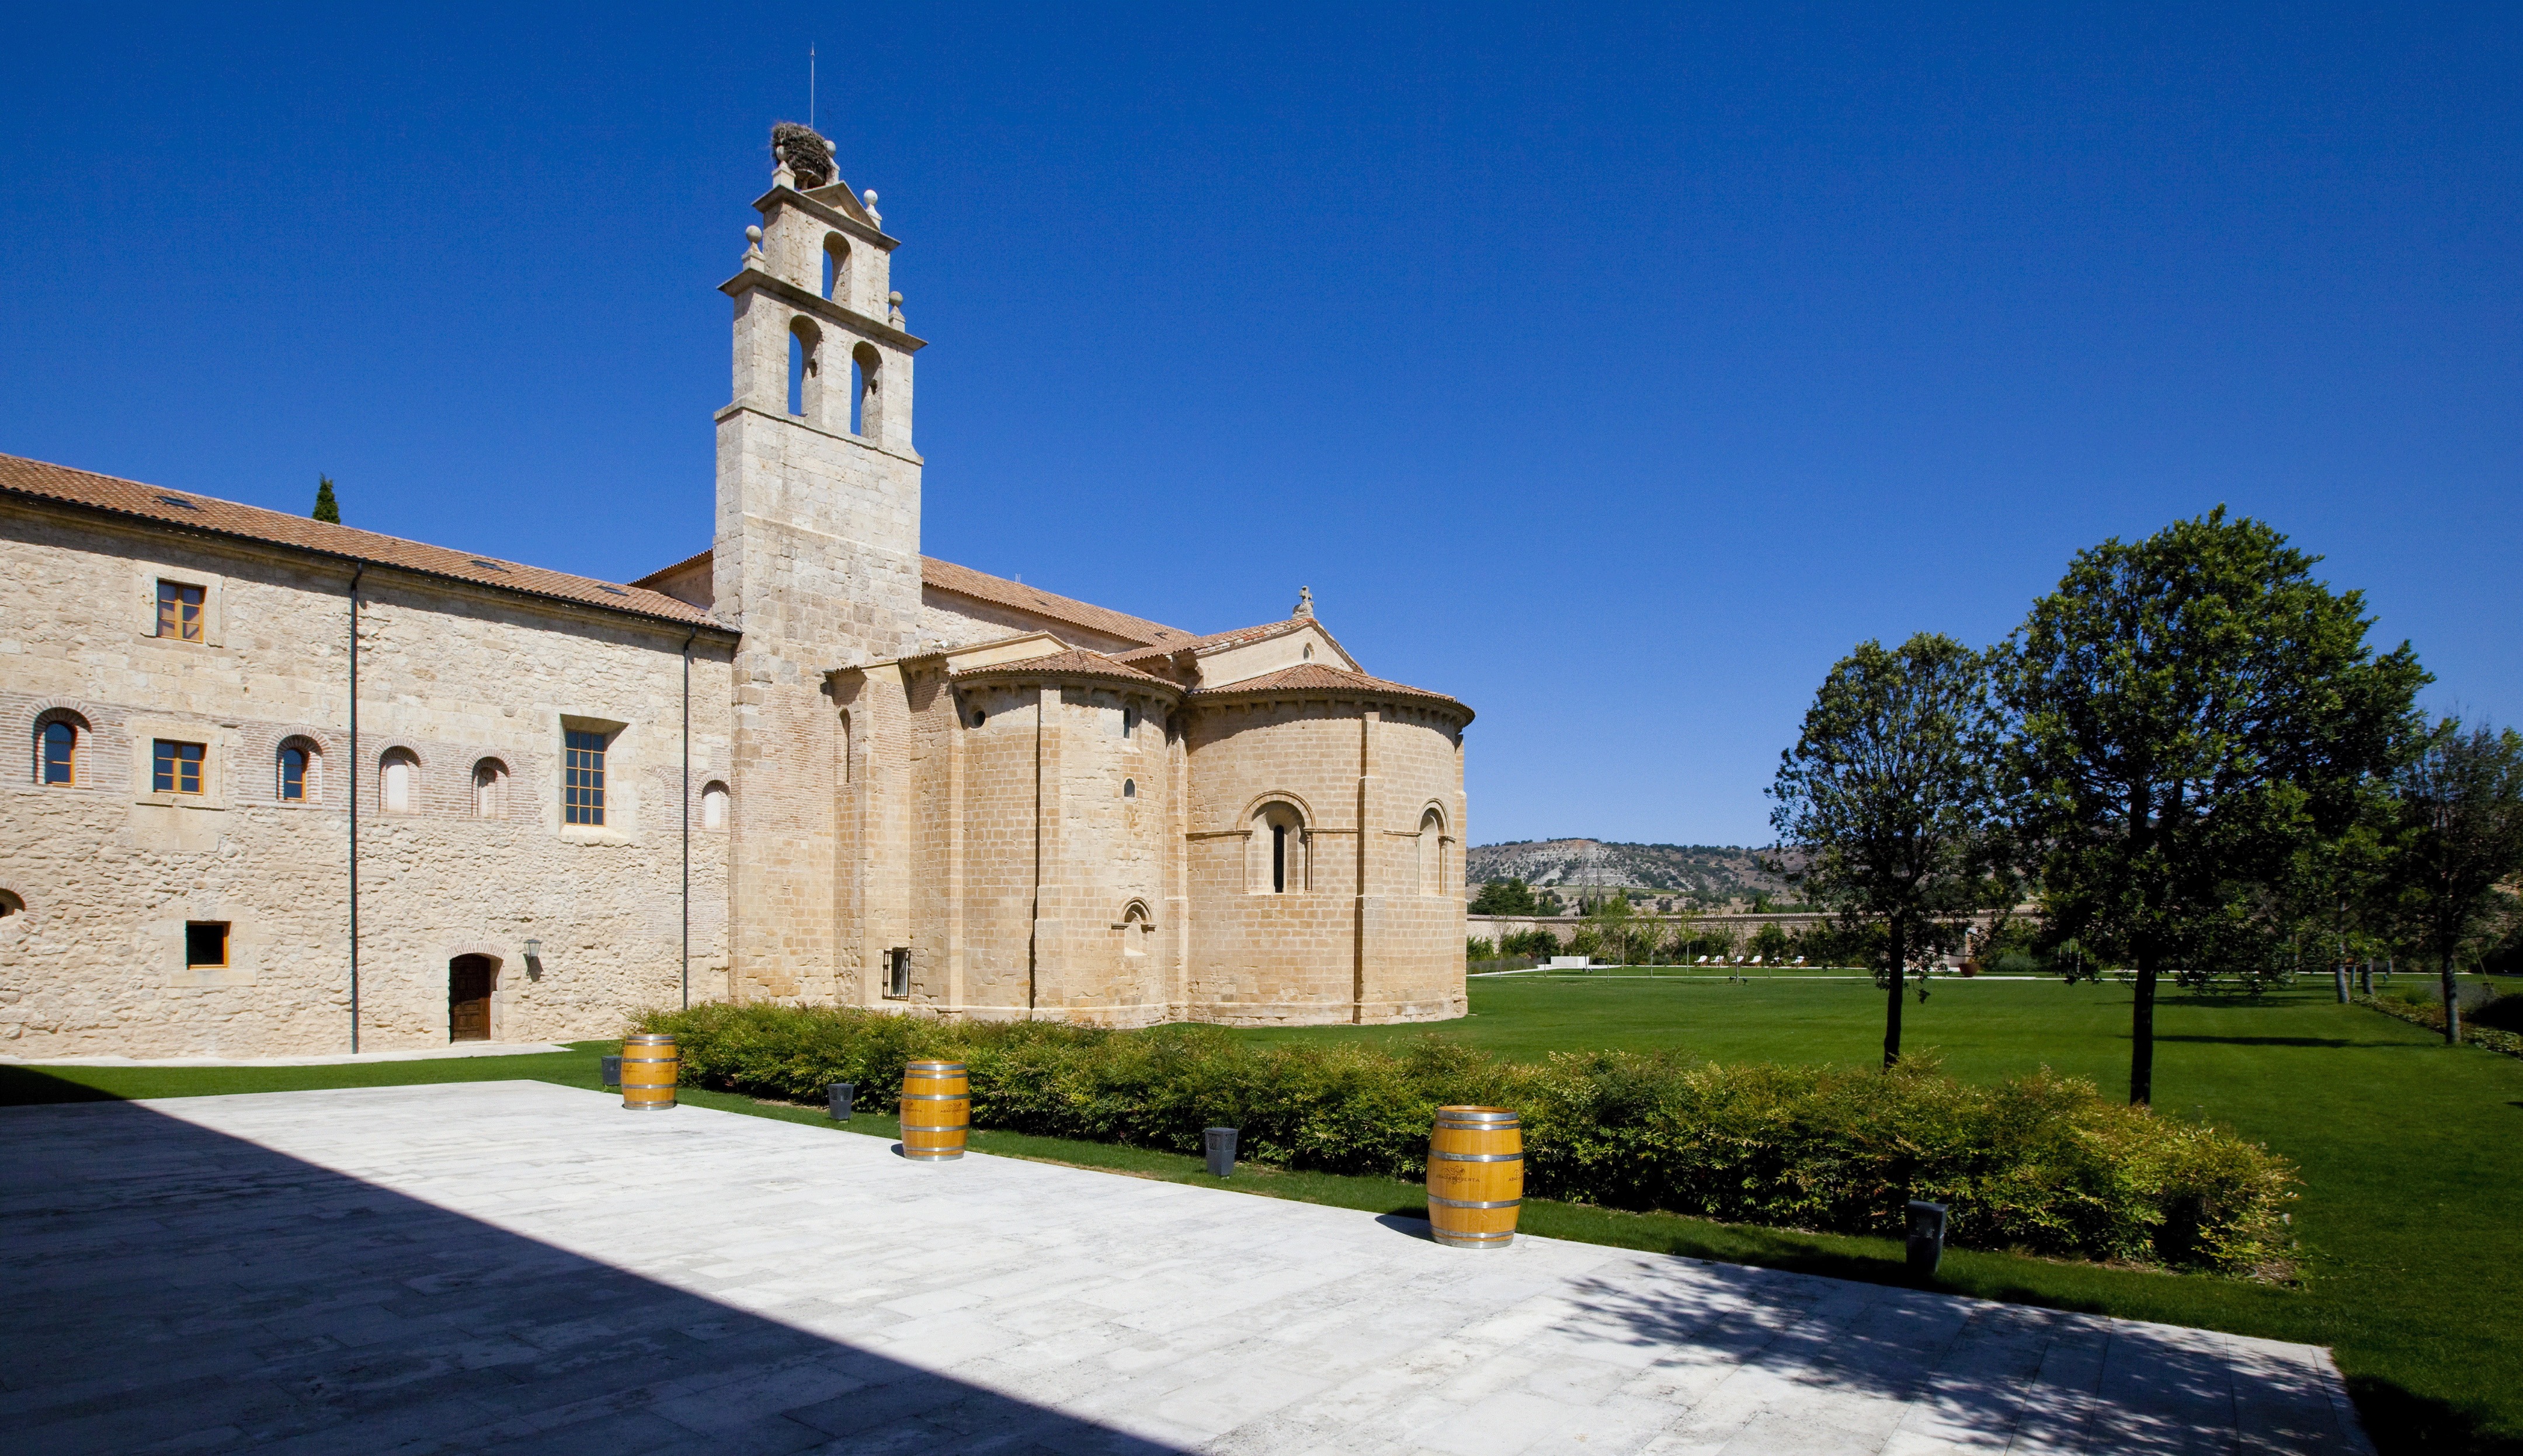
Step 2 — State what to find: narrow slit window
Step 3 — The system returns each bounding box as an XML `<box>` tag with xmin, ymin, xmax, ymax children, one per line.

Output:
<box><xmin>278</xmin><ymin>746</ymin><xmax>308</xmax><ymax>801</ymax></box>
<box><xmin>153</xmin><ymin>739</ymin><xmax>205</xmax><ymax>794</ymax></box>
<box><xmin>1273</xmin><ymin>823</ymin><xmax>1287</xmax><ymax>894</ymax></box>
<box><xmin>564</xmin><ymin>729</ymin><xmax>607</xmax><ymax>826</ymax></box>
<box><xmin>156</xmin><ymin>581</ymin><xmax>205</xmax><ymax>641</ymax></box>
<box><xmin>41</xmin><ymin>720</ymin><xmax>77</xmax><ymax>785</ymax></box>
<box><xmin>886</xmin><ymin>947</ymin><xmax>911</xmax><ymax>998</ymax></box>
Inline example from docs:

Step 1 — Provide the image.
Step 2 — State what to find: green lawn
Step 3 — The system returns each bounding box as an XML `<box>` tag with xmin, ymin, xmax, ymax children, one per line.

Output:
<box><xmin>5</xmin><ymin>974</ymin><xmax>2517</xmax><ymax>1454</ymax></box>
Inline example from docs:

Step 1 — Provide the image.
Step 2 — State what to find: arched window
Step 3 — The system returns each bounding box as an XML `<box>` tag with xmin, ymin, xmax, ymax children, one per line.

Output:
<box><xmin>837</xmin><ymin>709</ymin><xmax>852</xmax><ymax>783</ymax></box>
<box><xmin>1418</xmin><ymin>807</ymin><xmax>1446</xmax><ymax>896</ymax></box>
<box><xmin>788</xmin><ymin>317</ymin><xmax>821</xmax><ymax>421</ymax></box>
<box><xmin>472</xmin><ymin>758</ymin><xmax>508</xmax><ymax>819</ymax></box>
<box><xmin>1251</xmin><ymin>800</ymin><xmax>1307</xmax><ymax>894</ymax></box>
<box><xmin>36</xmin><ymin>714</ymin><xmax>84</xmax><ymax>786</ymax></box>
<box><xmin>1121</xmin><ymin>706</ymin><xmax>1139</xmax><ymax>741</ymax></box>
<box><xmin>1122</xmin><ymin>777</ymin><xmax>1137</xmax><ymax>799</ymax></box>
<box><xmin>0</xmin><ymin>888</ymin><xmax>23</xmax><ymax>917</ymax></box>
<box><xmin>380</xmin><ymin>748</ymin><xmax>418</xmax><ymax>813</ymax></box>
<box><xmin>851</xmin><ymin>342</ymin><xmax>881</xmax><ymax>439</ymax></box>
<box><xmin>701</xmin><ymin>780</ymin><xmax>731</xmax><ymax>830</ymax></box>
<box><xmin>276</xmin><ymin>738</ymin><xmax>321</xmax><ymax>803</ymax></box>
<box><xmin>823</xmin><ymin>233</ymin><xmax>851</xmax><ymax>304</ymax></box>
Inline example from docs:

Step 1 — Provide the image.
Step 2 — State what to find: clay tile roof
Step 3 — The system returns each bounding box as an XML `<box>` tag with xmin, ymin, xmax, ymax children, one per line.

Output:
<box><xmin>1186</xmin><ymin>662</ymin><xmax>1473</xmax><ymax>721</ymax></box>
<box><xmin>0</xmin><ymin>453</ymin><xmax>724</xmax><ymax>630</ymax></box>
<box><xmin>920</xmin><ymin>555</ymin><xmax>1191</xmax><ymax>649</ymax></box>
<box><xmin>1110</xmin><ymin>618</ymin><xmax>1296</xmax><ymax>663</ymax></box>
<box><xmin>949</xmin><ymin>646</ymin><xmax>1181</xmax><ymax>692</ymax></box>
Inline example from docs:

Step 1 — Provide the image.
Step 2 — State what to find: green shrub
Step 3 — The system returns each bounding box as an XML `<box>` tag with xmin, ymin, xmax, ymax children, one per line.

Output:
<box><xmin>636</xmin><ymin>1004</ymin><xmax>2296</xmax><ymax>1276</ymax></box>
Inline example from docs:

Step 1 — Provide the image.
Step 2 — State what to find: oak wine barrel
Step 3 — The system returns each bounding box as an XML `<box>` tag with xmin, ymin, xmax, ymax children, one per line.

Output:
<box><xmin>1426</xmin><ymin>1106</ymin><xmax>1521</xmax><ymax>1249</ymax></box>
<box><xmin>900</xmin><ymin>1061</ymin><xmax>970</xmax><ymax>1160</ymax></box>
<box><xmin>620</xmin><ymin>1033</ymin><xmax>677</xmax><ymax>1111</ymax></box>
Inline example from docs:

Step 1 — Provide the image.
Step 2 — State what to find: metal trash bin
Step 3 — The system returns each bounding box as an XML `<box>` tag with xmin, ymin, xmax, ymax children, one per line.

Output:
<box><xmin>1907</xmin><ymin>1199</ymin><xmax>1949</xmax><ymax>1275</ymax></box>
<box><xmin>599</xmin><ymin>1055</ymin><xmax>621</xmax><ymax>1088</ymax></box>
<box><xmin>1204</xmin><ymin>1127</ymin><xmax>1239</xmax><ymax>1178</ymax></box>
<box><xmin>828</xmin><ymin>1082</ymin><xmax>856</xmax><ymax>1120</ymax></box>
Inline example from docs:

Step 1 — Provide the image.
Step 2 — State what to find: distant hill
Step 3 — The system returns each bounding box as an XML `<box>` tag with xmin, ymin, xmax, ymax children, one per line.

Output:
<box><xmin>1466</xmin><ymin>839</ymin><xmax>1796</xmax><ymax>910</ymax></box>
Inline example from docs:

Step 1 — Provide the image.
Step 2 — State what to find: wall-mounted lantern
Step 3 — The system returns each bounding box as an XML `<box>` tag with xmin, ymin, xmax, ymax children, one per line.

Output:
<box><xmin>523</xmin><ymin>938</ymin><xmax>544</xmax><ymax>980</ymax></box>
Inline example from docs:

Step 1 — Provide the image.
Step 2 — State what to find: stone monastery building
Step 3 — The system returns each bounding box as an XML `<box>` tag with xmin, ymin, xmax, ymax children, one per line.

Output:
<box><xmin>0</xmin><ymin>127</ymin><xmax>1473</xmax><ymax>1059</ymax></box>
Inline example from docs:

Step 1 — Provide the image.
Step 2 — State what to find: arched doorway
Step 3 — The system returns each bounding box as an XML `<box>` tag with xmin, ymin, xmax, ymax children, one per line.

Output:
<box><xmin>449</xmin><ymin>955</ymin><xmax>496</xmax><ymax>1042</ymax></box>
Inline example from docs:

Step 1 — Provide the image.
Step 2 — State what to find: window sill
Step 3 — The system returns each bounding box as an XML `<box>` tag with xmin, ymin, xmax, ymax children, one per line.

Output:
<box><xmin>559</xmin><ymin>826</ymin><xmax>637</xmax><ymax>847</ymax></box>
<box><xmin>132</xmin><ymin>794</ymin><xmax>224</xmax><ymax>811</ymax></box>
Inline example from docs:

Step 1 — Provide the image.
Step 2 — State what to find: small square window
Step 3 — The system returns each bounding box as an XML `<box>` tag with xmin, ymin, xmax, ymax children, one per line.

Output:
<box><xmin>156</xmin><ymin>581</ymin><xmax>206</xmax><ymax>641</ymax></box>
<box><xmin>185</xmin><ymin>922</ymin><xmax>228</xmax><ymax>968</ymax></box>
<box><xmin>153</xmin><ymin>739</ymin><xmax>206</xmax><ymax>794</ymax></box>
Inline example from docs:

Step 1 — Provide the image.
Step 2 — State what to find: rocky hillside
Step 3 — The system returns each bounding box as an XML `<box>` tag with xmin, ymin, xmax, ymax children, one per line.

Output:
<box><xmin>1467</xmin><ymin>839</ymin><xmax>1796</xmax><ymax>909</ymax></box>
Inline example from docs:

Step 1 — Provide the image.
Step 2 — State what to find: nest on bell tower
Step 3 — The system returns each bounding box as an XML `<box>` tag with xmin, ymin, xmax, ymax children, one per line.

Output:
<box><xmin>771</xmin><ymin>122</ymin><xmax>835</xmax><ymax>191</ymax></box>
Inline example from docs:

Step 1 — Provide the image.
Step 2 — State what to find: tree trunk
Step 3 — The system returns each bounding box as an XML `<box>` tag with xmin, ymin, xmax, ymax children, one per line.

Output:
<box><xmin>2442</xmin><ymin>943</ymin><xmax>2461</xmax><ymax>1045</ymax></box>
<box><xmin>2131</xmin><ymin>944</ymin><xmax>2158</xmax><ymax>1105</ymax></box>
<box><xmin>1883</xmin><ymin>916</ymin><xmax>1906</xmax><ymax>1068</ymax></box>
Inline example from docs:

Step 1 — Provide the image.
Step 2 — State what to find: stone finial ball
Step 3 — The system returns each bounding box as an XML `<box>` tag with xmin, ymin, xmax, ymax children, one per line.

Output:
<box><xmin>863</xmin><ymin>189</ymin><xmax>879</xmax><ymax>207</ymax></box>
<box><xmin>889</xmin><ymin>291</ymin><xmax>903</xmax><ymax>304</ymax></box>
<box><xmin>746</xmin><ymin>226</ymin><xmax>763</xmax><ymax>244</ymax></box>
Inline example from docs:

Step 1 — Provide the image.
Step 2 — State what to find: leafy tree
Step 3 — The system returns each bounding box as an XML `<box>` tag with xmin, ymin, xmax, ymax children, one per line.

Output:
<box><xmin>1586</xmin><ymin>893</ymin><xmax>1636</xmax><ymax>964</ymax></box>
<box><xmin>1469</xmin><ymin>877</ymin><xmax>1538</xmax><ymax>916</ymax></box>
<box><xmin>2001</xmin><ymin>509</ymin><xmax>2426</xmax><ymax>1103</ymax></box>
<box><xmin>1749</xmin><ymin>923</ymin><xmax>1792</xmax><ymax>962</ymax></box>
<box><xmin>312</xmin><ymin>475</ymin><xmax>340</xmax><ymax>524</ymax></box>
<box><xmin>1533</xmin><ymin>888</ymin><xmax>1566</xmax><ymax>916</ymax></box>
<box><xmin>2389</xmin><ymin>717</ymin><xmax>2523</xmax><ymax>1043</ymax></box>
<box><xmin>1772</xmin><ymin>632</ymin><xmax>2010</xmax><ymax>1066</ymax></box>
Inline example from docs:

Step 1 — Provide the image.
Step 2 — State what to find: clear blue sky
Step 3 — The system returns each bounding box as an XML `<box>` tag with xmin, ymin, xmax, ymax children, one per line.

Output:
<box><xmin>4</xmin><ymin>5</ymin><xmax>2515</xmax><ymax>846</ymax></box>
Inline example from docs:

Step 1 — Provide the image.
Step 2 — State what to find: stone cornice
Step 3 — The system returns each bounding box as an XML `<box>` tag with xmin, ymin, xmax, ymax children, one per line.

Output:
<box><xmin>717</xmin><ymin>270</ymin><xmax>929</xmax><ymax>353</ymax></box>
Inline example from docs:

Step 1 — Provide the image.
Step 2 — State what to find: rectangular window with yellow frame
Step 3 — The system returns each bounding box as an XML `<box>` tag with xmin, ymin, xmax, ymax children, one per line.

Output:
<box><xmin>153</xmin><ymin>739</ymin><xmax>206</xmax><ymax>794</ymax></box>
<box><xmin>155</xmin><ymin>581</ymin><xmax>206</xmax><ymax>641</ymax></box>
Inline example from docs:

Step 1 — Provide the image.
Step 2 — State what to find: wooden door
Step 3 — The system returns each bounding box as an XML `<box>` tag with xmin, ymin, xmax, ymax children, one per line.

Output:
<box><xmin>449</xmin><ymin>955</ymin><xmax>494</xmax><ymax>1041</ymax></box>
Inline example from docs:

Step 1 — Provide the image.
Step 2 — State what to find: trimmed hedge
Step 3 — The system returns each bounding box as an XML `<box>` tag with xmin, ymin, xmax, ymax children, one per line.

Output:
<box><xmin>2359</xmin><ymin>992</ymin><xmax>2523</xmax><ymax>1059</ymax></box>
<box><xmin>635</xmin><ymin>1003</ymin><xmax>2296</xmax><ymax>1276</ymax></box>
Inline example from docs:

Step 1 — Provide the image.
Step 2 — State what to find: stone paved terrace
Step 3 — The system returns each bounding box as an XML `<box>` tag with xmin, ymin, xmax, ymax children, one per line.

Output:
<box><xmin>3</xmin><ymin>1082</ymin><xmax>2373</xmax><ymax>1455</ymax></box>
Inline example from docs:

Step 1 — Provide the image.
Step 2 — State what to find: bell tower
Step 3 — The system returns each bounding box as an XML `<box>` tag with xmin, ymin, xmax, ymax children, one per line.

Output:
<box><xmin>714</xmin><ymin>123</ymin><xmax>927</xmax><ymax>1004</ymax></box>
<box><xmin>713</xmin><ymin>122</ymin><xmax>925</xmax><ymax>656</ymax></box>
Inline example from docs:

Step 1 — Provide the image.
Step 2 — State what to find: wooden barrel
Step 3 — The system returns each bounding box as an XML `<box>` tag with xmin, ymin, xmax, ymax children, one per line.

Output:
<box><xmin>899</xmin><ymin>1060</ymin><xmax>969</xmax><ymax>1160</ymax></box>
<box><xmin>1427</xmin><ymin>1106</ymin><xmax>1521</xmax><ymax>1249</ymax></box>
<box><xmin>620</xmin><ymin>1033</ymin><xmax>677</xmax><ymax>1111</ymax></box>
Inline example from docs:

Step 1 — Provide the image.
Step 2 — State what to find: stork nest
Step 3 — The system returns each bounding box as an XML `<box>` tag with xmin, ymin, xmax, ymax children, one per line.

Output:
<box><xmin>771</xmin><ymin>123</ymin><xmax>833</xmax><ymax>191</ymax></box>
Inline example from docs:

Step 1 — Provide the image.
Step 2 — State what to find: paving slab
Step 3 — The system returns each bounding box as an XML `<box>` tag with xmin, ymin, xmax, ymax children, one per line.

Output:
<box><xmin>1</xmin><ymin>1081</ymin><xmax>2373</xmax><ymax>1455</ymax></box>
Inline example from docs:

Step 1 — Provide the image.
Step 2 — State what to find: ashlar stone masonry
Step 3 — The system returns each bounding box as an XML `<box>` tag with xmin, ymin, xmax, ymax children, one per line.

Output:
<box><xmin>0</xmin><ymin>125</ymin><xmax>1471</xmax><ymax>1057</ymax></box>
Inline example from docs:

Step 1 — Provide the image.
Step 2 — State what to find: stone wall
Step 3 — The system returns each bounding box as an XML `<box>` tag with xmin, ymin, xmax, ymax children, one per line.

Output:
<box><xmin>1180</xmin><ymin>696</ymin><xmax>1467</xmax><ymax>1024</ymax></box>
<box><xmin>0</xmin><ymin>503</ymin><xmax>735</xmax><ymax>1057</ymax></box>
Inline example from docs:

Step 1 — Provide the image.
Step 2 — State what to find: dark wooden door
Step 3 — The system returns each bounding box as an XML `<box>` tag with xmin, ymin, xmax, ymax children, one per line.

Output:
<box><xmin>449</xmin><ymin>955</ymin><xmax>494</xmax><ymax>1041</ymax></box>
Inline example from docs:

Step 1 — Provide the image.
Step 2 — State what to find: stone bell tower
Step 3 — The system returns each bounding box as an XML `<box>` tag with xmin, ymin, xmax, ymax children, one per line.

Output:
<box><xmin>714</xmin><ymin>123</ymin><xmax>927</xmax><ymax>1002</ymax></box>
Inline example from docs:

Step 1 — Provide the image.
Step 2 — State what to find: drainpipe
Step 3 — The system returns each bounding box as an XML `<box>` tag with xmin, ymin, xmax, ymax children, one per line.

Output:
<box><xmin>682</xmin><ymin>627</ymin><xmax>697</xmax><ymax>1010</ymax></box>
<box><xmin>347</xmin><ymin>566</ymin><xmax>364</xmax><ymax>1053</ymax></box>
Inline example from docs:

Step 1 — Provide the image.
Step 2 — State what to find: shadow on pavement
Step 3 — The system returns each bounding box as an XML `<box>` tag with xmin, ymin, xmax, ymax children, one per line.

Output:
<box><xmin>2</xmin><ymin>1098</ymin><xmax>1182</xmax><ymax>1454</ymax></box>
<box><xmin>1554</xmin><ymin>1265</ymin><xmax>2374</xmax><ymax>1455</ymax></box>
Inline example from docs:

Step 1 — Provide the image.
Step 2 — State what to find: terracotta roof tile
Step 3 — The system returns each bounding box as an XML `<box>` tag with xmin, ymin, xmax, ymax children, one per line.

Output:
<box><xmin>0</xmin><ymin>453</ymin><xmax>722</xmax><ymax>630</ymax></box>
<box><xmin>948</xmin><ymin>646</ymin><xmax>1181</xmax><ymax>691</ymax></box>
<box><xmin>1186</xmin><ymin>662</ymin><xmax>1472</xmax><ymax>721</ymax></box>
<box><xmin>920</xmin><ymin>555</ymin><xmax>1191</xmax><ymax>649</ymax></box>
<box><xmin>1110</xmin><ymin>619</ymin><xmax>1294</xmax><ymax>663</ymax></box>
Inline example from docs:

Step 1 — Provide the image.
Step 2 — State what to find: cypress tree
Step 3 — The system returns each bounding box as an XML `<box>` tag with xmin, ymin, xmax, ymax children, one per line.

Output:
<box><xmin>312</xmin><ymin>475</ymin><xmax>340</xmax><ymax>524</ymax></box>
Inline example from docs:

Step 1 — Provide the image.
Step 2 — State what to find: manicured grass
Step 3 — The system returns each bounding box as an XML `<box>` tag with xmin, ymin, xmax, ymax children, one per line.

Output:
<box><xmin>5</xmin><ymin>974</ymin><xmax>2517</xmax><ymax>1453</ymax></box>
